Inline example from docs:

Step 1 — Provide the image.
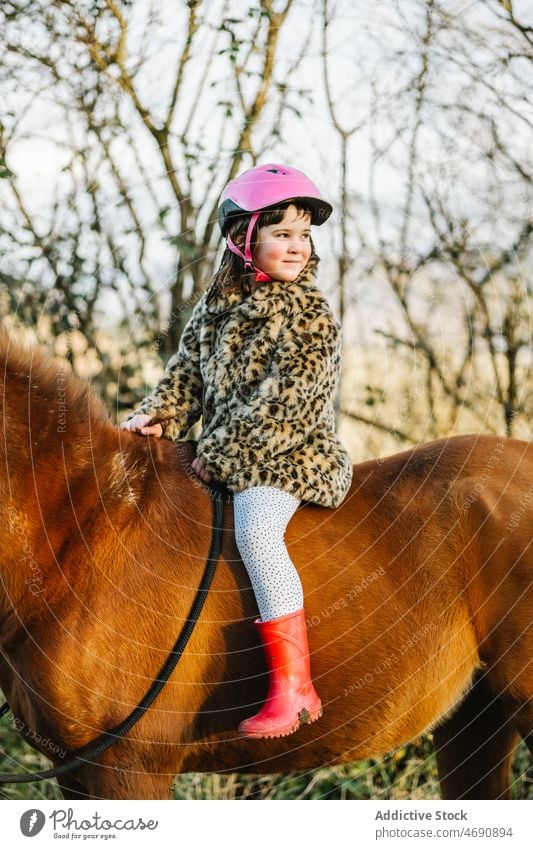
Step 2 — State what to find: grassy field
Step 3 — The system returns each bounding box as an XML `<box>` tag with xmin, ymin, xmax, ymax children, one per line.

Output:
<box><xmin>1</xmin><ymin>715</ymin><xmax>531</xmax><ymax>800</ymax></box>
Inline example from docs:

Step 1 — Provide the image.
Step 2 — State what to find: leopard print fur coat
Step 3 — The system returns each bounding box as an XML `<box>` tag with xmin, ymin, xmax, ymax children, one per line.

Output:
<box><xmin>125</xmin><ymin>257</ymin><xmax>353</xmax><ymax>507</ymax></box>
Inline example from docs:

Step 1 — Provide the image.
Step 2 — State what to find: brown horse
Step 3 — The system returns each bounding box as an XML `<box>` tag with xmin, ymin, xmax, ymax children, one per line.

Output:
<box><xmin>0</xmin><ymin>331</ymin><xmax>531</xmax><ymax>800</ymax></box>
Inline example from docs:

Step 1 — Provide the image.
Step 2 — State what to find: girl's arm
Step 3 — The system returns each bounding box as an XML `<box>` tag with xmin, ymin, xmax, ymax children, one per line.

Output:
<box><xmin>196</xmin><ymin>310</ymin><xmax>342</xmax><ymax>480</ymax></box>
<box><xmin>122</xmin><ymin>300</ymin><xmax>204</xmax><ymax>442</ymax></box>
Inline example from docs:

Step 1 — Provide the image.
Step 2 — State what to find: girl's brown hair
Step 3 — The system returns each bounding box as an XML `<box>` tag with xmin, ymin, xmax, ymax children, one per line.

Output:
<box><xmin>206</xmin><ymin>201</ymin><xmax>318</xmax><ymax>303</ymax></box>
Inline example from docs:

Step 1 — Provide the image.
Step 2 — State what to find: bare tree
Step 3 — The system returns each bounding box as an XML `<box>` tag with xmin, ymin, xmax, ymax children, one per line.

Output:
<box><xmin>1</xmin><ymin>0</ymin><xmax>531</xmax><ymax>440</ymax></box>
<box><xmin>326</xmin><ymin>0</ymin><xmax>532</xmax><ymax>442</ymax></box>
<box><xmin>0</xmin><ymin>0</ymin><xmax>307</xmax><ymax>399</ymax></box>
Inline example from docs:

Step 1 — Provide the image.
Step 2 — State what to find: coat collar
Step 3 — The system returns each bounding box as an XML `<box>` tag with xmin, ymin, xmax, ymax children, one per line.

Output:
<box><xmin>204</xmin><ymin>256</ymin><xmax>320</xmax><ymax>321</ymax></box>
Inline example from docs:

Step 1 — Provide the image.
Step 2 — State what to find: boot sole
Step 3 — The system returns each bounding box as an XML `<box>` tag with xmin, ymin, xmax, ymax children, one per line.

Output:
<box><xmin>240</xmin><ymin>705</ymin><xmax>323</xmax><ymax>740</ymax></box>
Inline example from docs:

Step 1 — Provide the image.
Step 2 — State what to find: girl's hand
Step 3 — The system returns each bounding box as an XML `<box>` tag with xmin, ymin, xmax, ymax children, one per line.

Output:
<box><xmin>119</xmin><ymin>414</ymin><xmax>163</xmax><ymax>438</ymax></box>
<box><xmin>191</xmin><ymin>456</ymin><xmax>213</xmax><ymax>483</ymax></box>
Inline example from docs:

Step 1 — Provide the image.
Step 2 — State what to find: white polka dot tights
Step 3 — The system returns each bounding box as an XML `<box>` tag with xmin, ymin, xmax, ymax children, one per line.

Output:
<box><xmin>233</xmin><ymin>486</ymin><xmax>303</xmax><ymax>622</ymax></box>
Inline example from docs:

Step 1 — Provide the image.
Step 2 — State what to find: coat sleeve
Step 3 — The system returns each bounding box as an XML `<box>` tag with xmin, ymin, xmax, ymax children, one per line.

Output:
<box><xmin>196</xmin><ymin>309</ymin><xmax>342</xmax><ymax>480</ymax></box>
<box><xmin>123</xmin><ymin>299</ymin><xmax>204</xmax><ymax>441</ymax></box>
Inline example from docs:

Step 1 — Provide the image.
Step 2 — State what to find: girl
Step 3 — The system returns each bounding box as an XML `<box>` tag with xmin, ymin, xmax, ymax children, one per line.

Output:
<box><xmin>120</xmin><ymin>163</ymin><xmax>353</xmax><ymax>739</ymax></box>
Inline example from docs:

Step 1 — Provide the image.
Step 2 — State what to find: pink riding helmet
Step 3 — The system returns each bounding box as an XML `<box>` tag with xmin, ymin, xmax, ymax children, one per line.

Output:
<box><xmin>218</xmin><ymin>163</ymin><xmax>333</xmax><ymax>282</ymax></box>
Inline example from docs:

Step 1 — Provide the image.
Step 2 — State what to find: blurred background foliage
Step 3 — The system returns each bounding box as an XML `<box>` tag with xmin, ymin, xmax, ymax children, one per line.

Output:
<box><xmin>0</xmin><ymin>0</ymin><xmax>531</xmax><ymax>447</ymax></box>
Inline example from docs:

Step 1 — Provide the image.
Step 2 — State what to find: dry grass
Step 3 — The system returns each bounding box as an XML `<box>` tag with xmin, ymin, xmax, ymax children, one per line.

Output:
<box><xmin>1</xmin><ymin>714</ymin><xmax>531</xmax><ymax>800</ymax></box>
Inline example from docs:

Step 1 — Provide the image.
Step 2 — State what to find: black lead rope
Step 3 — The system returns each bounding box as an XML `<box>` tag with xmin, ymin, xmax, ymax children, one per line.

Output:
<box><xmin>0</xmin><ymin>481</ymin><xmax>225</xmax><ymax>785</ymax></box>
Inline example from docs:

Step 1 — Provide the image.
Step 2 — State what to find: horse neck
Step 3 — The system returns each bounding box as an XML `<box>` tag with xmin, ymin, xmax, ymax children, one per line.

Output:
<box><xmin>0</xmin><ymin>417</ymin><xmax>204</xmax><ymax>650</ymax></box>
<box><xmin>0</xmin><ymin>411</ymin><xmax>113</xmax><ymax>643</ymax></box>
<box><xmin>0</xmin><ymin>343</ymin><xmax>208</xmax><ymax>658</ymax></box>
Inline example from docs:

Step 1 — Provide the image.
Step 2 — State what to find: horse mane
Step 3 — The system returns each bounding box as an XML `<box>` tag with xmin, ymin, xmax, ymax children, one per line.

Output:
<box><xmin>0</xmin><ymin>327</ymin><xmax>113</xmax><ymax>445</ymax></box>
<box><xmin>0</xmin><ymin>327</ymin><xmax>195</xmax><ymax>534</ymax></box>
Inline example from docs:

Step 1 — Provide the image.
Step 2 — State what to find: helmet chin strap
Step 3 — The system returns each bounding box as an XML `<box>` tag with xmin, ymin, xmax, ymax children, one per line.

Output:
<box><xmin>226</xmin><ymin>212</ymin><xmax>272</xmax><ymax>283</ymax></box>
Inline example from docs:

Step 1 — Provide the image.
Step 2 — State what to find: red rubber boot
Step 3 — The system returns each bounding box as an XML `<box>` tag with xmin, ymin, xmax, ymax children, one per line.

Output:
<box><xmin>238</xmin><ymin>609</ymin><xmax>322</xmax><ymax>739</ymax></box>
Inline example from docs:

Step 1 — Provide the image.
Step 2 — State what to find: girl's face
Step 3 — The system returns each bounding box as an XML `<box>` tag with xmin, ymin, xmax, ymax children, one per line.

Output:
<box><xmin>252</xmin><ymin>205</ymin><xmax>312</xmax><ymax>282</ymax></box>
